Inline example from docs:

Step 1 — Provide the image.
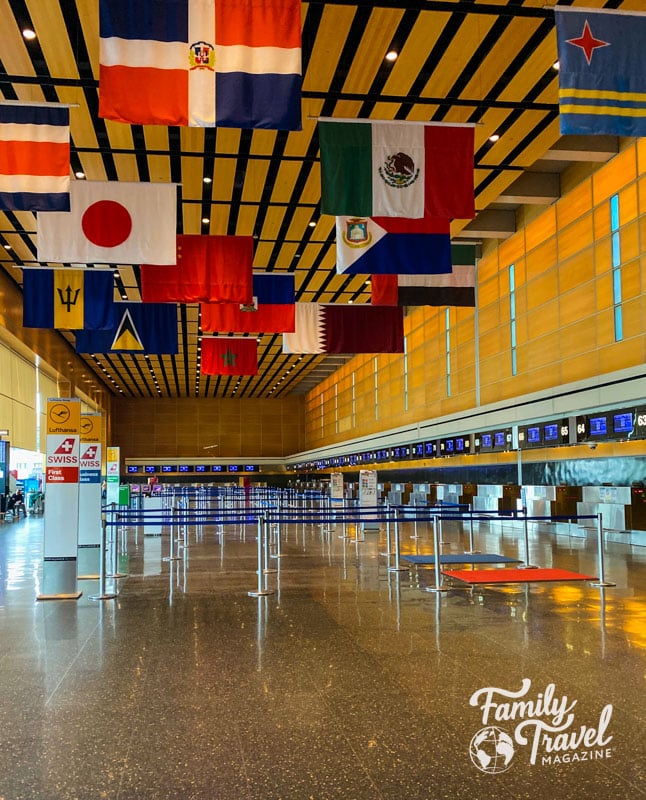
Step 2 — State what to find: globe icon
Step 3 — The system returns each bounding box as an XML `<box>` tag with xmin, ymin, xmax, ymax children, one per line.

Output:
<box><xmin>469</xmin><ymin>726</ymin><xmax>515</xmax><ymax>774</ymax></box>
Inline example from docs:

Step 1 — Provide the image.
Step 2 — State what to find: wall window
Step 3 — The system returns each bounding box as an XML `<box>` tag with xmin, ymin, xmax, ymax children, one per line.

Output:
<box><xmin>610</xmin><ymin>193</ymin><xmax>622</xmax><ymax>342</ymax></box>
<box><xmin>509</xmin><ymin>264</ymin><xmax>517</xmax><ymax>376</ymax></box>
<box><xmin>445</xmin><ymin>308</ymin><xmax>451</xmax><ymax>396</ymax></box>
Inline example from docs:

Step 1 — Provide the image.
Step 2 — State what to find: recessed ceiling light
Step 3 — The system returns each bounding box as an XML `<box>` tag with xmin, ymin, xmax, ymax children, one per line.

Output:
<box><xmin>3</xmin><ymin>244</ymin><xmax>11</xmax><ymax>250</ymax></box>
<box><xmin>489</xmin><ymin>134</ymin><xmax>500</xmax><ymax>143</ymax></box>
<box><xmin>203</xmin><ymin>177</ymin><xmax>212</xmax><ymax>183</ymax></box>
<box><xmin>75</xmin><ymin>171</ymin><xmax>85</xmax><ymax>179</ymax></box>
<box><xmin>202</xmin><ymin>217</ymin><xmax>209</xmax><ymax>224</ymax></box>
<box><xmin>385</xmin><ymin>50</ymin><xmax>398</xmax><ymax>62</ymax></box>
<box><xmin>553</xmin><ymin>61</ymin><xmax>560</xmax><ymax>71</ymax></box>
<box><xmin>308</xmin><ymin>221</ymin><xmax>316</xmax><ymax>227</ymax></box>
<box><xmin>22</xmin><ymin>28</ymin><xmax>36</xmax><ymax>40</ymax></box>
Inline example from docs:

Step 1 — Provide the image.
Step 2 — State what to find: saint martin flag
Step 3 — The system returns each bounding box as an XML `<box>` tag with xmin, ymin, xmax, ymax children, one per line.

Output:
<box><xmin>201</xmin><ymin>272</ymin><xmax>295</xmax><ymax>332</ymax></box>
<box><xmin>336</xmin><ymin>216</ymin><xmax>452</xmax><ymax>275</ymax></box>
<box><xmin>23</xmin><ymin>269</ymin><xmax>114</xmax><ymax>330</ymax></box>
<box><xmin>555</xmin><ymin>7</ymin><xmax>646</xmax><ymax>137</ymax></box>
<box><xmin>74</xmin><ymin>302</ymin><xmax>178</xmax><ymax>354</ymax></box>
<box><xmin>283</xmin><ymin>303</ymin><xmax>404</xmax><ymax>354</ymax></box>
<box><xmin>0</xmin><ymin>103</ymin><xmax>70</xmax><ymax>212</ymax></box>
<box><xmin>38</xmin><ymin>181</ymin><xmax>177</xmax><ymax>265</ymax></box>
<box><xmin>201</xmin><ymin>336</ymin><xmax>258</xmax><ymax>375</ymax></box>
<box><xmin>141</xmin><ymin>234</ymin><xmax>253</xmax><ymax>304</ymax></box>
<box><xmin>319</xmin><ymin>119</ymin><xmax>474</xmax><ymax>221</ymax></box>
<box><xmin>99</xmin><ymin>0</ymin><xmax>302</xmax><ymax>130</ymax></box>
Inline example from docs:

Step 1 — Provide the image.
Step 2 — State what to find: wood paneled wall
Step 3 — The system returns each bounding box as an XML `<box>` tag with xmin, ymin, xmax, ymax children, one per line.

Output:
<box><xmin>110</xmin><ymin>396</ymin><xmax>305</xmax><ymax>459</ymax></box>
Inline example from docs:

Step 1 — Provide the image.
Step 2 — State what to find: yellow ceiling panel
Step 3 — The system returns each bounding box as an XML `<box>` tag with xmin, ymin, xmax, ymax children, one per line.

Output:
<box><xmin>212</xmin><ymin>158</ymin><xmax>237</xmax><ymax>202</ymax></box>
<box><xmin>147</xmin><ymin>155</ymin><xmax>172</xmax><ymax>184</ymax></box>
<box><xmin>0</xmin><ymin>0</ymin><xmax>37</xmax><ymax>76</ymax></box>
<box><xmin>287</xmin><ymin>207</ymin><xmax>319</xmax><ymax>242</ymax></box>
<box><xmin>26</xmin><ymin>1</ymin><xmax>79</xmax><ymax>78</ymax></box>
<box><xmin>302</xmin><ymin>5</ymin><xmax>357</xmax><ymax>91</ymax></box>
<box><xmin>284</xmin><ymin>119</ymin><xmax>317</xmax><ymax>158</ymax></box>
<box><xmin>270</xmin><ymin>161</ymin><xmax>304</xmax><ymax>204</ymax></box>
<box><xmin>241</xmin><ymin>160</ymin><xmax>272</xmax><ymax>204</ymax></box>
<box><xmin>253</xmin><ymin>242</ymin><xmax>275</xmax><ymax>268</ymax></box>
<box><xmin>236</xmin><ymin>206</ymin><xmax>259</xmax><ymax>237</ymax></box>
<box><xmin>342</xmin><ymin>8</ymin><xmax>405</xmax><ymax>93</ymax></box>
<box><xmin>181</xmin><ymin>156</ymin><xmax>207</xmax><ymax>201</ymax></box>
<box><xmin>112</xmin><ymin>154</ymin><xmax>141</xmax><ymax>183</ymax></box>
<box><xmin>214</xmin><ymin>128</ymin><xmax>241</xmax><ymax>154</ymax></box>
<box><xmin>76</xmin><ymin>152</ymin><xmax>109</xmax><ymax>181</ymax></box>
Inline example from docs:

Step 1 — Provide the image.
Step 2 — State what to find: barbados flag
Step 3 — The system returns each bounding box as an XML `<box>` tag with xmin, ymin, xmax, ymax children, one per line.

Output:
<box><xmin>99</xmin><ymin>0</ymin><xmax>302</xmax><ymax>129</ymax></box>
<box><xmin>23</xmin><ymin>270</ymin><xmax>114</xmax><ymax>330</ymax></box>
<box><xmin>555</xmin><ymin>7</ymin><xmax>646</xmax><ymax>137</ymax></box>
<box><xmin>74</xmin><ymin>302</ymin><xmax>178</xmax><ymax>354</ymax></box>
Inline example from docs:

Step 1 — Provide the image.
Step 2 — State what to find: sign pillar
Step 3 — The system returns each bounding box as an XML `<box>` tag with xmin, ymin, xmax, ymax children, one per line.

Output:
<box><xmin>106</xmin><ymin>446</ymin><xmax>120</xmax><ymax>505</ymax></box>
<box><xmin>78</xmin><ymin>413</ymin><xmax>102</xmax><ymax>579</ymax></box>
<box><xmin>38</xmin><ymin>398</ymin><xmax>82</xmax><ymax>600</ymax></box>
<box><xmin>359</xmin><ymin>469</ymin><xmax>380</xmax><ymax>531</ymax></box>
<box><xmin>330</xmin><ymin>472</ymin><xmax>344</xmax><ymax>507</ymax></box>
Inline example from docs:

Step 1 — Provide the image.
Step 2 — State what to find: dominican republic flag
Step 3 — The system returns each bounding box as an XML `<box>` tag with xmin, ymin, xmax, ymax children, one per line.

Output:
<box><xmin>319</xmin><ymin>119</ymin><xmax>474</xmax><ymax>221</ymax></box>
<box><xmin>201</xmin><ymin>273</ymin><xmax>295</xmax><ymax>332</ymax></box>
<box><xmin>555</xmin><ymin>8</ymin><xmax>646</xmax><ymax>137</ymax></box>
<box><xmin>37</xmin><ymin>181</ymin><xmax>177</xmax><ymax>265</ymax></box>
<box><xmin>23</xmin><ymin>269</ymin><xmax>114</xmax><ymax>330</ymax></box>
<box><xmin>75</xmin><ymin>302</ymin><xmax>178</xmax><ymax>354</ymax></box>
<box><xmin>99</xmin><ymin>0</ymin><xmax>302</xmax><ymax>130</ymax></box>
<box><xmin>336</xmin><ymin>216</ymin><xmax>452</xmax><ymax>275</ymax></box>
<box><xmin>371</xmin><ymin>251</ymin><xmax>476</xmax><ymax>307</ymax></box>
<box><xmin>283</xmin><ymin>303</ymin><xmax>404</xmax><ymax>354</ymax></box>
<box><xmin>201</xmin><ymin>336</ymin><xmax>258</xmax><ymax>375</ymax></box>
<box><xmin>141</xmin><ymin>235</ymin><xmax>253</xmax><ymax>304</ymax></box>
<box><xmin>0</xmin><ymin>103</ymin><xmax>70</xmax><ymax>212</ymax></box>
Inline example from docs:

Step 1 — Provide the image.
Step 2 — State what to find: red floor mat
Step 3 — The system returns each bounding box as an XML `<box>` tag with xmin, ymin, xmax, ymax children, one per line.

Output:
<box><xmin>442</xmin><ymin>567</ymin><xmax>597</xmax><ymax>584</ymax></box>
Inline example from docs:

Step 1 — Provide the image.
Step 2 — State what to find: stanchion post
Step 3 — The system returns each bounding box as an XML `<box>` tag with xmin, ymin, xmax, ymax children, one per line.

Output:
<box><xmin>388</xmin><ymin>509</ymin><xmax>409</xmax><ymax>573</ymax></box>
<box><xmin>425</xmin><ymin>514</ymin><xmax>450</xmax><ymax>593</ymax></box>
<box><xmin>519</xmin><ymin>506</ymin><xmax>536</xmax><ymax>569</ymax></box>
<box><xmin>90</xmin><ymin>513</ymin><xmax>117</xmax><ymax>601</ymax></box>
<box><xmin>162</xmin><ymin>505</ymin><xmax>181</xmax><ymax>562</ymax></box>
<box><xmin>590</xmin><ymin>512</ymin><xmax>616</xmax><ymax>588</ymax></box>
<box><xmin>249</xmin><ymin>516</ymin><xmax>274</xmax><ymax>596</ymax></box>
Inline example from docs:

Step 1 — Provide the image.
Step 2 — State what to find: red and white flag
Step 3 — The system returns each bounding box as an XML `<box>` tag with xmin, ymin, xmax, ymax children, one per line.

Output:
<box><xmin>37</xmin><ymin>180</ymin><xmax>176</xmax><ymax>265</ymax></box>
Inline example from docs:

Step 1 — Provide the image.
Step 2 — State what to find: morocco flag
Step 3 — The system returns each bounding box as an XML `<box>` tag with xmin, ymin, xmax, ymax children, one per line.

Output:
<box><xmin>201</xmin><ymin>337</ymin><xmax>258</xmax><ymax>375</ymax></box>
<box><xmin>37</xmin><ymin>180</ymin><xmax>176</xmax><ymax>265</ymax></box>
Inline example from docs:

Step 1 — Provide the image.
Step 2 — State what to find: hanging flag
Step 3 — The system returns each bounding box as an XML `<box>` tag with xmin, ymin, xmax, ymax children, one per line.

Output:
<box><xmin>283</xmin><ymin>303</ymin><xmax>404</xmax><ymax>354</ymax></box>
<box><xmin>37</xmin><ymin>181</ymin><xmax>176</xmax><ymax>265</ymax></box>
<box><xmin>23</xmin><ymin>269</ymin><xmax>114</xmax><ymax>329</ymax></box>
<box><xmin>0</xmin><ymin>103</ymin><xmax>70</xmax><ymax>212</ymax></box>
<box><xmin>555</xmin><ymin>8</ymin><xmax>646</xmax><ymax>137</ymax></box>
<box><xmin>99</xmin><ymin>0</ymin><xmax>302</xmax><ymax>130</ymax></box>
<box><xmin>140</xmin><ymin>234</ymin><xmax>253</xmax><ymax>304</ymax></box>
<box><xmin>74</xmin><ymin>302</ymin><xmax>178</xmax><ymax>354</ymax></box>
<box><xmin>201</xmin><ymin>337</ymin><xmax>258</xmax><ymax>375</ymax></box>
<box><xmin>201</xmin><ymin>273</ymin><xmax>295</xmax><ymax>332</ymax></box>
<box><xmin>336</xmin><ymin>215</ymin><xmax>452</xmax><ymax>275</ymax></box>
<box><xmin>319</xmin><ymin>119</ymin><xmax>474</xmax><ymax>220</ymax></box>
<box><xmin>371</xmin><ymin>263</ymin><xmax>476</xmax><ymax>307</ymax></box>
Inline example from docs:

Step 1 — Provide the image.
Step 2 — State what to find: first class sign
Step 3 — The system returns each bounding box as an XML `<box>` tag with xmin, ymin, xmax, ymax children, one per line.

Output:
<box><xmin>46</xmin><ymin>399</ymin><xmax>80</xmax><ymax>484</ymax></box>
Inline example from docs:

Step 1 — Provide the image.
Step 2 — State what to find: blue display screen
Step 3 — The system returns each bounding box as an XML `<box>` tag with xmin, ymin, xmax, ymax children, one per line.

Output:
<box><xmin>589</xmin><ymin>416</ymin><xmax>607</xmax><ymax>436</ymax></box>
<box><xmin>455</xmin><ymin>438</ymin><xmax>464</xmax><ymax>452</ymax></box>
<box><xmin>544</xmin><ymin>424</ymin><xmax>559</xmax><ymax>442</ymax></box>
<box><xmin>494</xmin><ymin>432</ymin><xmax>505</xmax><ymax>447</ymax></box>
<box><xmin>527</xmin><ymin>427</ymin><xmax>540</xmax><ymax>443</ymax></box>
<box><xmin>481</xmin><ymin>434</ymin><xmax>492</xmax><ymax>449</ymax></box>
<box><xmin>228</xmin><ymin>465</ymin><xmax>239</xmax><ymax>472</ymax></box>
<box><xmin>613</xmin><ymin>413</ymin><xmax>633</xmax><ymax>434</ymax></box>
<box><xmin>127</xmin><ymin>465</ymin><xmax>139</xmax><ymax>473</ymax></box>
<box><xmin>178</xmin><ymin>465</ymin><xmax>190</xmax><ymax>472</ymax></box>
<box><xmin>211</xmin><ymin>465</ymin><xmax>223</xmax><ymax>472</ymax></box>
<box><xmin>445</xmin><ymin>440</ymin><xmax>454</xmax><ymax>452</ymax></box>
<box><xmin>424</xmin><ymin>442</ymin><xmax>435</xmax><ymax>456</ymax></box>
<box><xmin>144</xmin><ymin>465</ymin><xmax>157</xmax><ymax>473</ymax></box>
<box><xmin>195</xmin><ymin>465</ymin><xmax>206</xmax><ymax>472</ymax></box>
<box><xmin>161</xmin><ymin>465</ymin><xmax>174</xmax><ymax>473</ymax></box>
<box><xmin>244</xmin><ymin>465</ymin><xmax>258</xmax><ymax>472</ymax></box>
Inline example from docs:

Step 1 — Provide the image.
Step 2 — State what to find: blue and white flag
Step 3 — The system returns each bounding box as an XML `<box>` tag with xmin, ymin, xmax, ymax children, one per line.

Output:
<box><xmin>555</xmin><ymin>7</ymin><xmax>646</xmax><ymax>137</ymax></box>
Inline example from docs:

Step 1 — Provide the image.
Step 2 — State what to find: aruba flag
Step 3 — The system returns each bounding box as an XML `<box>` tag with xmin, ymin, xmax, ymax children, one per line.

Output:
<box><xmin>23</xmin><ymin>269</ymin><xmax>114</xmax><ymax>330</ymax></box>
<box><xmin>555</xmin><ymin>7</ymin><xmax>646</xmax><ymax>137</ymax></box>
<box><xmin>99</xmin><ymin>0</ymin><xmax>302</xmax><ymax>129</ymax></box>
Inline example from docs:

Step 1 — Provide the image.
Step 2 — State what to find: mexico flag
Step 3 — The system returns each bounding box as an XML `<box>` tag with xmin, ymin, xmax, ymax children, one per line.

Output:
<box><xmin>319</xmin><ymin>119</ymin><xmax>475</xmax><ymax>221</ymax></box>
<box><xmin>37</xmin><ymin>180</ymin><xmax>177</xmax><ymax>265</ymax></box>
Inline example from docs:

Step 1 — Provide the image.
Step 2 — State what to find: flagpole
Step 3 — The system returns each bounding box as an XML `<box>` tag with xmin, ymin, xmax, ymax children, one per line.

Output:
<box><xmin>315</xmin><ymin>116</ymin><xmax>476</xmax><ymax>128</ymax></box>
<box><xmin>551</xmin><ymin>5</ymin><xmax>646</xmax><ymax>18</ymax></box>
<box><xmin>0</xmin><ymin>100</ymin><xmax>80</xmax><ymax>108</ymax></box>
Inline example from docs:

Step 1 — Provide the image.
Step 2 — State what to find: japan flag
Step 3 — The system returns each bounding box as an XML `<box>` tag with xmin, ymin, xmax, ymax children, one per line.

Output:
<box><xmin>37</xmin><ymin>180</ymin><xmax>176</xmax><ymax>265</ymax></box>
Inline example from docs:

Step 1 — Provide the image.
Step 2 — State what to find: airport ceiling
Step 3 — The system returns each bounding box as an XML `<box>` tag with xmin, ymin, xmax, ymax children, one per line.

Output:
<box><xmin>0</xmin><ymin>0</ymin><xmax>628</xmax><ymax>401</ymax></box>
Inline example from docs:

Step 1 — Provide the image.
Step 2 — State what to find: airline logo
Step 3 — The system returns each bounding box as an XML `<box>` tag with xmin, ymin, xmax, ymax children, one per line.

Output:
<box><xmin>82</xmin><ymin>445</ymin><xmax>98</xmax><ymax>460</ymax></box>
<box><xmin>55</xmin><ymin>438</ymin><xmax>76</xmax><ymax>454</ymax></box>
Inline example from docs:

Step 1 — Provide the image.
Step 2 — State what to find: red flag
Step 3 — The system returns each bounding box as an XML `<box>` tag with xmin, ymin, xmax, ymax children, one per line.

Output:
<box><xmin>141</xmin><ymin>235</ymin><xmax>253</xmax><ymax>304</ymax></box>
<box><xmin>201</xmin><ymin>273</ymin><xmax>295</xmax><ymax>333</ymax></box>
<box><xmin>370</xmin><ymin>275</ymin><xmax>398</xmax><ymax>306</ymax></box>
<box><xmin>201</xmin><ymin>337</ymin><xmax>258</xmax><ymax>375</ymax></box>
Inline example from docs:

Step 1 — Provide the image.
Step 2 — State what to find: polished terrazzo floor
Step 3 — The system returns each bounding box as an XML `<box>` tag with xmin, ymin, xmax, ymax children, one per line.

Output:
<box><xmin>0</xmin><ymin>506</ymin><xmax>645</xmax><ymax>800</ymax></box>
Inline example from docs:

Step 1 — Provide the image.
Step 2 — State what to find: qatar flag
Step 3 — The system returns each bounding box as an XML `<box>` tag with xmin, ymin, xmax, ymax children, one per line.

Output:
<box><xmin>37</xmin><ymin>180</ymin><xmax>176</xmax><ymax>265</ymax></box>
